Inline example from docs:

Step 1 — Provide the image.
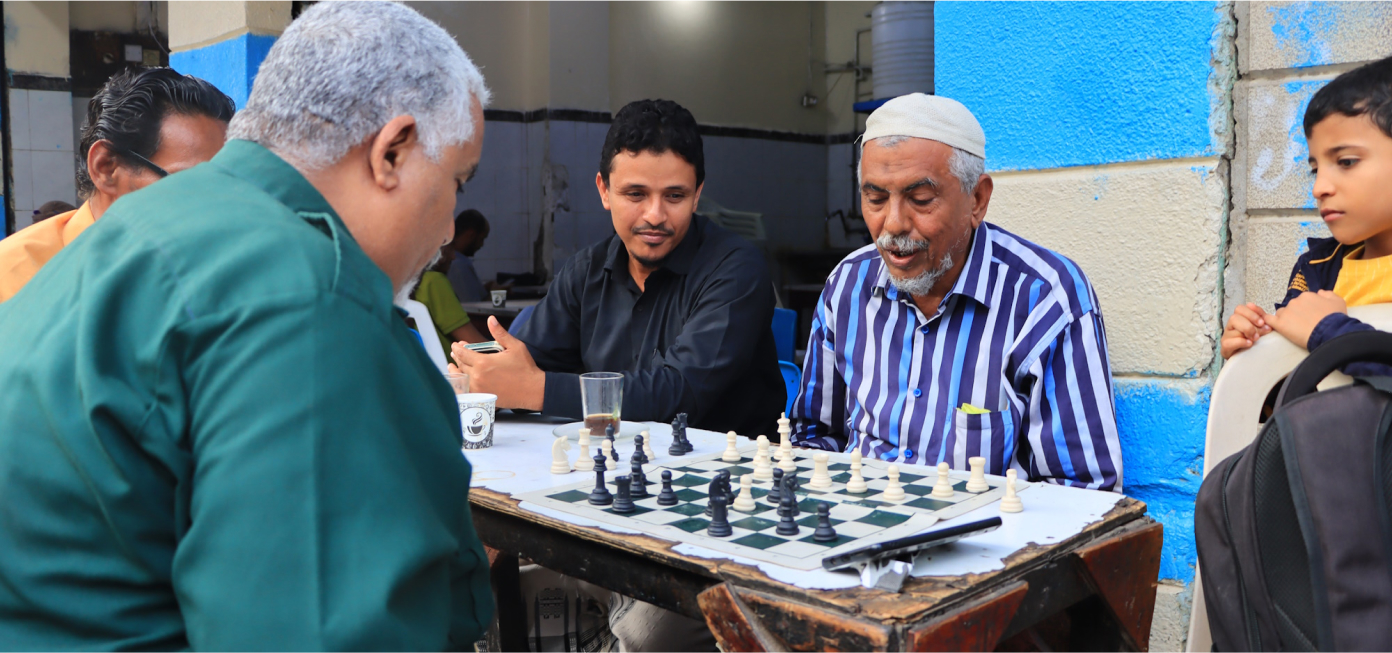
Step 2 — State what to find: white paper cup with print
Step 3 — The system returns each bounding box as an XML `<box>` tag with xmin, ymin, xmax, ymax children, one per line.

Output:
<box><xmin>457</xmin><ymin>393</ymin><xmax>497</xmax><ymax>450</ymax></box>
<box><xmin>490</xmin><ymin>289</ymin><xmax>508</xmax><ymax>307</ymax></box>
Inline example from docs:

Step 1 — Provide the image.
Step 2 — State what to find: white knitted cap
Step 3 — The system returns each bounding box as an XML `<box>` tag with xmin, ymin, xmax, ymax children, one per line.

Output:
<box><xmin>862</xmin><ymin>93</ymin><xmax>986</xmax><ymax>159</ymax></box>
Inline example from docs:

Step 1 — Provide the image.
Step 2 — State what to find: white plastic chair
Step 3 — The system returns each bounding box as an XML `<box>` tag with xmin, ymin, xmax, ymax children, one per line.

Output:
<box><xmin>398</xmin><ymin>298</ymin><xmax>450</xmax><ymax>373</ymax></box>
<box><xmin>1186</xmin><ymin>304</ymin><xmax>1392</xmax><ymax>651</ymax></box>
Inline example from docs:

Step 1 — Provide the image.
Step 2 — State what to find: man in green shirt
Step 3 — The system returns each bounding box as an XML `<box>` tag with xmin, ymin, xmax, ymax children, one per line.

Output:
<box><xmin>0</xmin><ymin>3</ymin><xmax>494</xmax><ymax>649</ymax></box>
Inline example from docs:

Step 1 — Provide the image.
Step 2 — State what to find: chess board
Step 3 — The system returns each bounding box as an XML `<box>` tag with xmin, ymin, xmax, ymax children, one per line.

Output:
<box><xmin>517</xmin><ymin>445</ymin><xmax>1032</xmax><ymax>571</ymax></box>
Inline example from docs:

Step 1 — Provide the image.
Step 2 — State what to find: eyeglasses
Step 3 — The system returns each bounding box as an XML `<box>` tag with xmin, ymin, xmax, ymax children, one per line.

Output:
<box><xmin>100</xmin><ymin>140</ymin><xmax>168</xmax><ymax>178</ymax></box>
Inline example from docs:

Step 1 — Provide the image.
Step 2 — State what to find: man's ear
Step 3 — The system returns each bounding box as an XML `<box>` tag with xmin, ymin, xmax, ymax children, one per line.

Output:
<box><xmin>369</xmin><ymin>115</ymin><xmax>420</xmax><ymax>191</ymax></box>
<box><xmin>692</xmin><ymin>181</ymin><xmax>705</xmax><ymax>208</ymax></box>
<box><xmin>87</xmin><ymin>141</ymin><xmax>123</xmax><ymax>196</ymax></box>
<box><xmin>970</xmin><ymin>173</ymin><xmax>994</xmax><ymax>228</ymax></box>
<box><xmin>595</xmin><ymin>172</ymin><xmax>612</xmax><ymax>211</ymax></box>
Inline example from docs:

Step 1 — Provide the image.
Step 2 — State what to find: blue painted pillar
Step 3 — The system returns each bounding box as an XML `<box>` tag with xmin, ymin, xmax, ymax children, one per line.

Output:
<box><xmin>167</xmin><ymin>2</ymin><xmax>290</xmax><ymax>109</ymax></box>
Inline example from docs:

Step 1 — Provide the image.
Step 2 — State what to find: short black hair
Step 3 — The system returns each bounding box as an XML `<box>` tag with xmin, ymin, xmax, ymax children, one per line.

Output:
<box><xmin>599</xmin><ymin>99</ymin><xmax>704</xmax><ymax>188</ymax></box>
<box><xmin>455</xmin><ymin>209</ymin><xmax>489</xmax><ymax>237</ymax></box>
<box><xmin>1303</xmin><ymin>55</ymin><xmax>1392</xmax><ymax>140</ymax></box>
<box><xmin>77</xmin><ymin>67</ymin><xmax>236</xmax><ymax>198</ymax></box>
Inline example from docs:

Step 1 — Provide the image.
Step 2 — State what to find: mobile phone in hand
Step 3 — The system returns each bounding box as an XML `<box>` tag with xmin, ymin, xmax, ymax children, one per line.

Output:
<box><xmin>464</xmin><ymin>341</ymin><xmax>504</xmax><ymax>354</ymax></box>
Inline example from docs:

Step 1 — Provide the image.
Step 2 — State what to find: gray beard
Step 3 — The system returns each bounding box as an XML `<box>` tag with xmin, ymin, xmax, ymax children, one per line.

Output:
<box><xmin>395</xmin><ymin>249</ymin><xmax>444</xmax><ymax>305</ymax></box>
<box><xmin>877</xmin><ymin>232</ymin><xmax>955</xmax><ymax>298</ymax></box>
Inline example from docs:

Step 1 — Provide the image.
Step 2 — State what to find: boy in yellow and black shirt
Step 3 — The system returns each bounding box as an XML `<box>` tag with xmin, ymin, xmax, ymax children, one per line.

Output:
<box><xmin>1223</xmin><ymin>55</ymin><xmax>1392</xmax><ymax>376</ymax></box>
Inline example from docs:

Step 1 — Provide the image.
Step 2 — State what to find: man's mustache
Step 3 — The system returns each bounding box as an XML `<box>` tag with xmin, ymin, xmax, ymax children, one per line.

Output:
<box><xmin>876</xmin><ymin>232</ymin><xmax>931</xmax><ymax>254</ymax></box>
<box><xmin>632</xmin><ymin>224</ymin><xmax>675</xmax><ymax>237</ymax></box>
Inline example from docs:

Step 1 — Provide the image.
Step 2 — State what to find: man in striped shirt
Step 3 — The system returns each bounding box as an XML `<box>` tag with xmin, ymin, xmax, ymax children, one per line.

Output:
<box><xmin>791</xmin><ymin>93</ymin><xmax>1122</xmax><ymax>492</ymax></box>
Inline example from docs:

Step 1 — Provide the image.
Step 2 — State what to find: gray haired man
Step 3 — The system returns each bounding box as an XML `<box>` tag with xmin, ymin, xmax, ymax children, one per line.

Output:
<box><xmin>0</xmin><ymin>3</ymin><xmax>494</xmax><ymax>648</ymax></box>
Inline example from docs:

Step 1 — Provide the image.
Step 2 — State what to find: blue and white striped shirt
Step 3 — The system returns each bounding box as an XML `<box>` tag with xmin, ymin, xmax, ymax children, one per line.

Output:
<box><xmin>791</xmin><ymin>222</ymin><xmax>1123</xmax><ymax>492</ymax></box>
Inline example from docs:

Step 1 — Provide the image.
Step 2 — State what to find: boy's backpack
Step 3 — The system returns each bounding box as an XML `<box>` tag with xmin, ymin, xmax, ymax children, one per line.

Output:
<box><xmin>1196</xmin><ymin>331</ymin><xmax>1392</xmax><ymax>651</ymax></box>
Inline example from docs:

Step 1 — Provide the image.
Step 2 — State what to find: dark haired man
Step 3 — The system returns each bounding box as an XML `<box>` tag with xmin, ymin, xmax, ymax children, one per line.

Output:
<box><xmin>453</xmin><ymin>99</ymin><xmax>784</xmax><ymax>438</ymax></box>
<box><xmin>0</xmin><ymin>67</ymin><xmax>234</xmax><ymax>302</ymax></box>
<box><xmin>447</xmin><ymin>208</ymin><xmax>490</xmax><ymax>302</ymax></box>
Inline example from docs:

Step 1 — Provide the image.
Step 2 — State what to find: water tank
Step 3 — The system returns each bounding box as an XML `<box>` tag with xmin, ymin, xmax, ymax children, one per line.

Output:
<box><xmin>871</xmin><ymin>2</ymin><xmax>934</xmax><ymax>100</ymax></box>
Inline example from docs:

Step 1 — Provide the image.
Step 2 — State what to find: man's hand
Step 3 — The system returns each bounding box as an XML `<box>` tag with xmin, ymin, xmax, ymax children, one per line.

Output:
<box><xmin>1221</xmin><ymin>302</ymin><xmax>1272</xmax><ymax>359</ymax></box>
<box><xmin>451</xmin><ymin>316</ymin><xmax>545</xmax><ymax>411</ymax></box>
<box><xmin>1264</xmin><ymin>290</ymin><xmax>1347</xmax><ymax>351</ymax></box>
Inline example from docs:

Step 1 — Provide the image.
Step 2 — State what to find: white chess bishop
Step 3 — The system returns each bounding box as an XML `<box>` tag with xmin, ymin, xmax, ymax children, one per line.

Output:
<box><xmin>845</xmin><ymin>450</ymin><xmax>867</xmax><ymax>493</ymax></box>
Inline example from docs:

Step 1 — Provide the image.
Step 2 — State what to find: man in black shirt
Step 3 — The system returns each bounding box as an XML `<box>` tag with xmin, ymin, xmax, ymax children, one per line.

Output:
<box><xmin>454</xmin><ymin>99</ymin><xmax>784</xmax><ymax>439</ymax></box>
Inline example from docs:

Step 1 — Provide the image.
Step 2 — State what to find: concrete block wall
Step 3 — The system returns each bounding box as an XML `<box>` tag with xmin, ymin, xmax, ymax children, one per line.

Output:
<box><xmin>937</xmin><ymin>2</ymin><xmax>1237</xmax><ymax>648</ymax></box>
<box><xmin>1230</xmin><ymin>2</ymin><xmax>1392</xmax><ymax>313</ymax></box>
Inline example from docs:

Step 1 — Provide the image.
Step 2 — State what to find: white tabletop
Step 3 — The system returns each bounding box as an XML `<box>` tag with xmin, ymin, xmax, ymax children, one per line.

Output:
<box><xmin>467</xmin><ymin>412</ymin><xmax>1129</xmax><ymax>590</ymax></box>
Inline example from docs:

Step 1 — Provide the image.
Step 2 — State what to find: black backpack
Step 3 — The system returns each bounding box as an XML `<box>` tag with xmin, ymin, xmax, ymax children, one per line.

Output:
<box><xmin>1196</xmin><ymin>331</ymin><xmax>1392</xmax><ymax>651</ymax></box>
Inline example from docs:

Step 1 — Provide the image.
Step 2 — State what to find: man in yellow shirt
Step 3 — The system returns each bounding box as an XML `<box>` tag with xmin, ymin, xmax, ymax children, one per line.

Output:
<box><xmin>413</xmin><ymin>244</ymin><xmax>487</xmax><ymax>351</ymax></box>
<box><xmin>0</xmin><ymin>67</ymin><xmax>234</xmax><ymax>302</ymax></box>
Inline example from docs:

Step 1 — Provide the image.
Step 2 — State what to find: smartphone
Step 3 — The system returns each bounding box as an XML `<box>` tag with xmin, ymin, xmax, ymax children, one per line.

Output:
<box><xmin>820</xmin><ymin>517</ymin><xmax>1003</xmax><ymax>572</ymax></box>
<box><xmin>463</xmin><ymin>341</ymin><xmax>504</xmax><ymax>354</ymax></box>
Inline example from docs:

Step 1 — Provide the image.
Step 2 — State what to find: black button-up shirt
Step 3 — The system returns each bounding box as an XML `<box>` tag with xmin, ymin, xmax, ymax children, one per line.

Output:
<box><xmin>515</xmin><ymin>215</ymin><xmax>785</xmax><ymax>438</ymax></box>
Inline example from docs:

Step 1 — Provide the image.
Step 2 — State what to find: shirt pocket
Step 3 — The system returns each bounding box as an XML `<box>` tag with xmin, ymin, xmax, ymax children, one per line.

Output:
<box><xmin>952</xmin><ymin>407</ymin><xmax>1012</xmax><ymax>453</ymax></box>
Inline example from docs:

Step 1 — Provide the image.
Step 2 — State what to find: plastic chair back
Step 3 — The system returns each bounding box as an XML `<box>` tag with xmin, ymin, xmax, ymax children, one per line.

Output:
<box><xmin>772</xmin><ymin>307</ymin><xmax>797</xmax><ymax>362</ymax></box>
<box><xmin>398</xmin><ymin>299</ymin><xmax>450</xmax><ymax>373</ymax></box>
<box><xmin>513</xmin><ymin>304</ymin><xmax>537</xmax><ymax>332</ymax></box>
<box><xmin>779</xmin><ymin>360</ymin><xmax>801</xmax><ymax>416</ymax></box>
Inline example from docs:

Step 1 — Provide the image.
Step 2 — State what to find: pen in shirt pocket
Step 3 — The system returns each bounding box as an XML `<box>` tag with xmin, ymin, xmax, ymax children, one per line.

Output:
<box><xmin>958</xmin><ymin>403</ymin><xmax>991</xmax><ymax>414</ymax></box>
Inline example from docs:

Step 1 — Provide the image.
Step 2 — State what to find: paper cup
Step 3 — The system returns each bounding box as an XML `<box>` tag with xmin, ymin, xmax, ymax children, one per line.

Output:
<box><xmin>490</xmin><ymin>289</ymin><xmax>507</xmax><ymax>307</ymax></box>
<box><xmin>457</xmin><ymin>393</ymin><xmax>497</xmax><ymax>449</ymax></box>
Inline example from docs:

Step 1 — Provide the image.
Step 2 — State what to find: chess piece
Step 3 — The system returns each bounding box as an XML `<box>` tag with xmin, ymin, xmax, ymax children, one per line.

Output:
<box><xmin>753</xmin><ymin>435</ymin><xmax>773</xmax><ymax>481</ymax></box>
<box><xmin>642</xmin><ymin>430</ymin><xmax>656</xmax><ymax>461</ymax></box>
<box><xmin>812</xmin><ymin>502</ymin><xmax>838</xmax><ymax>542</ymax></box>
<box><xmin>722</xmin><ymin>431</ymin><xmax>741</xmax><ymax>462</ymax></box>
<box><xmin>588</xmin><ymin>455</ymin><xmax>612</xmax><ymax>505</ymax></box>
<box><xmin>656</xmin><ymin>470</ymin><xmax>678</xmax><ymax>506</ymax></box>
<box><xmin>777</xmin><ymin>412</ymin><xmax>791</xmax><ymax>441</ymax></box>
<box><xmin>733</xmin><ymin>475</ymin><xmax>756</xmax><ymax>512</ymax></box>
<box><xmin>632</xmin><ymin>433</ymin><xmax>649</xmax><ymax>465</ymax></box>
<box><xmin>810</xmin><ymin>452</ymin><xmax>832</xmax><ymax>489</ymax></box>
<box><xmin>630</xmin><ymin>459</ymin><xmax>650</xmax><ymax>499</ymax></box>
<box><xmin>667</xmin><ymin>416</ymin><xmax>686</xmax><ymax>456</ymax></box>
<box><xmin>550</xmin><ymin>437</ymin><xmax>572</xmax><ymax>474</ymax></box>
<box><xmin>601</xmin><ymin>439</ymin><xmax>616</xmax><ymax>467</ymax></box>
<box><xmin>846</xmin><ymin>450</ymin><xmax>867</xmax><ymax>493</ymax></box>
<box><xmin>932</xmin><ymin>462</ymin><xmax>955</xmax><ymax>498</ymax></box>
<box><xmin>612</xmin><ymin>476</ymin><xmax>635</xmax><ymax>513</ymax></box>
<box><xmin>966</xmin><ymin>456</ymin><xmax>989</xmax><ymax>492</ymax></box>
<box><xmin>706</xmin><ymin>471</ymin><xmax>732</xmax><ymax>517</ymax></box>
<box><xmin>775</xmin><ymin>494</ymin><xmax>799</xmax><ymax>535</ymax></box>
<box><xmin>782</xmin><ymin>472</ymin><xmax>801</xmax><ymax>515</ymax></box>
<box><xmin>1000</xmin><ymin>469</ymin><xmax>1023</xmax><ymax>513</ymax></box>
<box><xmin>768</xmin><ymin>468</ymin><xmax>784</xmax><ymax>504</ymax></box>
<box><xmin>606</xmin><ymin>425</ymin><xmax>620</xmax><ymax>463</ymax></box>
<box><xmin>680</xmin><ymin>413</ymin><xmax>693</xmax><ymax>453</ymax></box>
<box><xmin>707</xmin><ymin>491</ymin><xmax>732</xmax><ymax>537</ymax></box>
<box><xmin>883</xmin><ymin>464</ymin><xmax>906</xmax><ymax>501</ymax></box>
<box><xmin>778</xmin><ymin>437</ymin><xmax>796</xmax><ymax>473</ymax></box>
<box><xmin>575</xmin><ymin>428</ymin><xmax>595</xmax><ymax>472</ymax></box>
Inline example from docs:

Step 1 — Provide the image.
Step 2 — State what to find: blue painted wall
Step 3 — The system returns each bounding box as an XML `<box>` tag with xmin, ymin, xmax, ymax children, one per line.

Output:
<box><xmin>170</xmin><ymin>33</ymin><xmax>278</xmax><ymax>110</ymax></box>
<box><xmin>936</xmin><ymin>1</ymin><xmax>1228</xmax><ymax>171</ymax></box>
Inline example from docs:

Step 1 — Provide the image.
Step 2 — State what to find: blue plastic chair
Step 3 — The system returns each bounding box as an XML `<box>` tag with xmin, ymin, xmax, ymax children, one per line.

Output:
<box><xmin>772</xmin><ymin>306</ymin><xmax>797</xmax><ymax>363</ymax></box>
<box><xmin>778</xmin><ymin>360</ymin><xmax>800</xmax><ymax>416</ymax></box>
<box><xmin>511</xmin><ymin>304</ymin><xmax>536</xmax><ymax>332</ymax></box>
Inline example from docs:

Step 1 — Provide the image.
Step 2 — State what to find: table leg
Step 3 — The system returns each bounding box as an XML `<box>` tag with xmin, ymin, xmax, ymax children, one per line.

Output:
<box><xmin>1074</xmin><ymin>520</ymin><xmax>1164</xmax><ymax>651</ymax></box>
<box><xmin>904</xmin><ymin>581</ymin><xmax>1029</xmax><ymax>652</ymax></box>
<box><xmin>698</xmin><ymin>583</ymin><xmax>891</xmax><ymax>652</ymax></box>
<box><xmin>487</xmin><ymin>546</ymin><xmax>528</xmax><ymax>652</ymax></box>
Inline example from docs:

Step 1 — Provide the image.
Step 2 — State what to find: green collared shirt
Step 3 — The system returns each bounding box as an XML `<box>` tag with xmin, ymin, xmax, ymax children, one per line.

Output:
<box><xmin>0</xmin><ymin>140</ymin><xmax>493</xmax><ymax>650</ymax></box>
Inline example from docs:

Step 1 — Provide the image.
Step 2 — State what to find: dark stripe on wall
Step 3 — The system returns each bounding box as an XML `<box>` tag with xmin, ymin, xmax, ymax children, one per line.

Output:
<box><xmin>484</xmin><ymin>107</ymin><xmax>858</xmax><ymax>145</ymax></box>
<box><xmin>8</xmin><ymin>73</ymin><xmax>72</xmax><ymax>92</ymax></box>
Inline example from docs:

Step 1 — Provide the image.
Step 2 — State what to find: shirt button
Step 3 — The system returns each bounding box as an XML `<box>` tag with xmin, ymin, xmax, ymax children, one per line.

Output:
<box><xmin>905</xmin><ymin>450</ymin><xmax>915</xmax><ymax>459</ymax></box>
<box><xmin>912</xmin><ymin>388</ymin><xmax>922</xmax><ymax>398</ymax></box>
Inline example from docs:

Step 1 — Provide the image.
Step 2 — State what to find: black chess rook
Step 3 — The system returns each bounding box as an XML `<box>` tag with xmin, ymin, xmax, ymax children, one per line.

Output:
<box><xmin>611</xmin><ymin>476</ymin><xmax>635</xmax><ymax>513</ymax></box>
<box><xmin>656</xmin><ymin>470</ymin><xmax>679</xmax><ymax>506</ymax></box>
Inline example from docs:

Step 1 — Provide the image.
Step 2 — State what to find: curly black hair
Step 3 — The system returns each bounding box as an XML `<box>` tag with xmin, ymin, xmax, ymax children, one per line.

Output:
<box><xmin>76</xmin><ymin>67</ymin><xmax>236</xmax><ymax>198</ymax></box>
<box><xmin>599</xmin><ymin>99</ymin><xmax>704</xmax><ymax>187</ymax></box>
<box><xmin>1303</xmin><ymin>55</ymin><xmax>1392</xmax><ymax>139</ymax></box>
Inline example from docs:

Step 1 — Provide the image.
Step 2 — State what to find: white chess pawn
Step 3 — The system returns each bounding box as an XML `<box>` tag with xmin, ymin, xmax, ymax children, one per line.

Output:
<box><xmin>550</xmin><ymin>437</ymin><xmax>572</xmax><ymax>474</ymax></box>
<box><xmin>641</xmin><ymin>430</ymin><xmax>655</xmax><ymax>461</ymax></box>
<box><xmin>931</xmin><ymin>461</ymin><xmax>955</xmax><ymax>498</ymax></box>
<box><xmin>722</xmin><ymin>431</ymin><xmax>741</xmax><ymax>462</ymax></box>
<box><xmin>845</xmin><ymin>450</ymin><xmax>867</xmax><ymax>493</ymax></box>
<box><xmin>753</xmin><ymin>435</ymin><xmax>773</xmax><ymax>481</ymax></box>
<box><xmin>966</xmin><ymin>456</ymin><xmax>989</xmax><ymax>492</ymax></box>
<box><xmin>810</xmin><ymin>452</ymin><xmax>832</xmax><ymax>488</ymax></box>
<box><xmin>1000</xmin><ymin>470</ymin><xmax>1023</xmax><ymax>513</ymax></box>
<box><xmin>778</xmin><ymin>437</ymin><xmax>796</xmax><ymax>473</ymax></box>
<box><xmin>574</xmin><ymin>428</ymin><xmax>594</xmax><ymax>472</ymax></box>
<box><xmin>733</xmin><ymin>475</ymin><xmax>757</xmax><ymax>512</ymax></box>
<box><xmin>883</xmin><ymin>464</ymin><xmax>906</xmax><ymax>501</ymax></box>
<box><xmin>601</xmin><ymin>439</ymin><xmax>614</xmax><ymax>464</ymax></box>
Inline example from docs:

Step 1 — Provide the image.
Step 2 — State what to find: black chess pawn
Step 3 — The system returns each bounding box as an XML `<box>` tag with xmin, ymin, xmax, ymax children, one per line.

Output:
<box><xmin>606</xmin><ymin>425</ymin><xmax>620</xmax><ymax>463</ymax></box>
<box><xmin>768</xmin><ymin>468</ymin><xmax>784</xmax><ymax>504</ymax></box>
<box><xmin>632</xmin><ymin>434</ymin><xmax>649</xmax><ymax>465</ymax></box>
<box><xmin>775</xmin><ymin>495</ymin><xmax>799</xmax><ymax>536</ymax></box>
<box><xmin>707</xmin><ymin>491</ymin><xmax>732</xmax><ymax>537</ymax></box>
<box><xmin>656</xmin><ymin>470</ymin><xmax>679</xmax><ymax>506</ymax></box>
<box><xmin>612</xmin><ymin>476</ymin><xmax>635</xmax><ymax>513</ymax></box>
<box><xmin>588</xmin><ymin>455</ymin><xmax>612</xmax><ymax>506</ymax></box>
<box><xmin>812</xmin><ymin>502</ymin><xmax>838</xmax><ymax>542</ymax></box>
<box><xmin>667</xmin><ymin>418</ymin><xmax>686</xmax><ymax>456</ymax></box>
<box><xmin>629</xmin><ymin>460</ymin><xmax>650</xmax><ymax>499</ymax></box>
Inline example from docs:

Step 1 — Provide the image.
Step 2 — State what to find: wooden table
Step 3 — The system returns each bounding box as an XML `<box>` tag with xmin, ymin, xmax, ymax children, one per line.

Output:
<box><xmin>461</xmin><ymin>299</ymin><xmax>541</xmax><ymax>329</ymax></box>
<box><xmin>468</xmin><ymin>415</ymin><xmax>1162</xmax><ymax>651</ymax></box>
